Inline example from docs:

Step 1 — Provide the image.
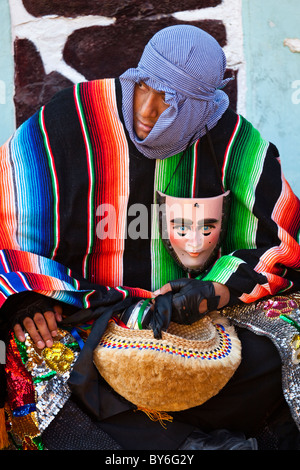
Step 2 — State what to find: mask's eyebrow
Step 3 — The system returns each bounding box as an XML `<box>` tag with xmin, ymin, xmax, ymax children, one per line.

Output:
<box><xmin>170</xmin><ymin>218</ymin><xmax>193</xmax><ymax>226</ymax></box>
<box><xmin>170</xmin><ymin>218</ymin><xmax>219</xmax><ymax>227</ymax></box>
<box><xmin>197</xmin><ymin>218</ymin><xmax>218</xmax><ymax>227</ymax></box>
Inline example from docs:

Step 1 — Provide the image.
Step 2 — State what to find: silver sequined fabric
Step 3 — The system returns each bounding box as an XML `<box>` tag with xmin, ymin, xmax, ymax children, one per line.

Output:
<box><xmin>23</xmin><ymin>329</ymin><xmax>80</xmax><ymax>433</ymax></box>
<box><xmin>222</xmin><ymin>292</ymin><xmax>300</xmax><ymax>431</ymax></box>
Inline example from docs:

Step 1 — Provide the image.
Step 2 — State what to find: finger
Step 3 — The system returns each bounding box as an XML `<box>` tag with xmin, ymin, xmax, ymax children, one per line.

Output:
<box><xmin>22</xmin><ymin>316</ymin><xmax>46</xmax><ymax>349</ymax></box>
<box><xmin>13</xmin><ymin>323</ymin><xmax>26</xmax><ymax>342</ymax></box>
<box><xmin>53</xmin><ymin>304</ymin><xmax>63</xmax><ymax>322</ymax></box>
<box><xmin>30</xmin><ymin>312</ymin><xmax>55</xmax><ymax>348</ymax></box>
<box><xmin>44</xmin><ymin>310</ymin><xmax>59</xmax><ymax>337</ymax></box>
<box><xmin>199</xmin><ymin>299</ymin><xmax>208</xmax><ymax>314</ymax></box>
<box><xmin>153</xmin><ymin>283</ymin><xmax>172</xmax><ymax>296</ymax></box>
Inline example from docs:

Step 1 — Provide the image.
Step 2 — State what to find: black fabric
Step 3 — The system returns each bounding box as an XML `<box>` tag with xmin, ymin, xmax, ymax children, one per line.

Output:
<box><xmin>1</xmin><ymin>291</ymin><xmax>56</xmax><ymax>328</ymax></box>
<box><xmin>173</xmin><ymin>327</ymin><xmax>291</xmax><ymax>437</ymax></box>
<box><xmin>123</xmin><ymin>138</ymin><xmax>156</xmax><ymax>289</ymax></box>
<box><xmin>65</xmin><ymin>297</ymin><xmax>138</xmax><ymax>419</ymax></box>
<box><xmin>195</xmin><ymin>109</ymin><xmax>237</xmax><ymax>198</ymax></box>
<box><xmin>41</xmin><ymin>398</ymin><xmax>123</xmax><ymax>450</ymax></box>
<box><xmin>42</xmin><ymin>395</ymin><xmax>194</xmax><ymax>451</ymax></box>
<box><xmin>255</xmin><ymin>401</ymin><xmax>300</xmax><ymax>450</ymax></box>
<box><xmin>179</xmin><ymin>428</ymin><xmax>258</xmax><ymax>450</ymax></box>
<box><xmin>0</xmin><ymin>292</ymin><xmax>51</xmax><ymax>328</ymax></box>
<box><xmin>43</xmin><ymin>86</ymin><xmax>90</xmax><ymax>274</ymax></box>
<box><xmin>91</xmin><ymin>407</ymin><xmax>194</xmax><ymax>450</ymax></box>
<box><xmin>43</xmin><ymin>327</ymin><xmax>299</xmax><ymax>450</ymax></box>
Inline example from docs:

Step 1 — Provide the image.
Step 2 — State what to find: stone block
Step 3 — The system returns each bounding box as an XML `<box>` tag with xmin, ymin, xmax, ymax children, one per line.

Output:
<box><xmin>22</xmin><ymin>0</ymin><xmax>222</xmax><ymax>19</ymax></box>
<box><xmin>14</xmin><ymin>38</ymin><xmax>73</xmax><ymax>126</ymax></box>
<box><xmin>63</xmin><ymin>18</ymin><xmax>227</xmax><ymax>80</ymax></box>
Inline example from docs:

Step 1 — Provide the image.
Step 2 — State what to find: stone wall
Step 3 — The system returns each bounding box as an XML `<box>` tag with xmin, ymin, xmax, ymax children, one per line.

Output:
<box><xmin>9</xmin><ymin>0</ymin><xmax>245</xmax><ymax>127</ymax></box>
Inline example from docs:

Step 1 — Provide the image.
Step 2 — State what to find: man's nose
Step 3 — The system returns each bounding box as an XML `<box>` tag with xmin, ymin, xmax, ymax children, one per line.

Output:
<box><xmin>139</xmin><ymin>92</ymin><xmax>160</xmax><ymax>118</ymax></box>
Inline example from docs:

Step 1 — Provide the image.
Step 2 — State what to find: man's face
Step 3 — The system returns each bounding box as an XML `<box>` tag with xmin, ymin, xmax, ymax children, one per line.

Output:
<box><xmin>133</xmin><ymin>81</ymin><xmax>169</xmax><ymax>140</ymax></box>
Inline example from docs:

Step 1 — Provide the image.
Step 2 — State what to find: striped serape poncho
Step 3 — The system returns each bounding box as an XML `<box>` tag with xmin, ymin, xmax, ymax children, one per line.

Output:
<box><xmin>0</xmin><ymin>78</ymin><xmax>299</xmax><ymax>314</ymax></box>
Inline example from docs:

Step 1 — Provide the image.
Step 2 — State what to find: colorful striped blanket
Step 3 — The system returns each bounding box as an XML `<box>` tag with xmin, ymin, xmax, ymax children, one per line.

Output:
<box><xmin>0</xmin><ymin>78</ymin><xmax>299</xmax><ymax>314</ymax></box>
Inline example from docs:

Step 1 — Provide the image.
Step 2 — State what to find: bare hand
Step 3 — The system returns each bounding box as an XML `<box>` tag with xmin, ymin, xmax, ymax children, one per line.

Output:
<box><xmin>153</xmin><ymin>283</ymin><xmax>172</xmax><ymax>297</ymax></box>
<box><xmin>13</xmin><ymin>304</ymin><xmax>63</xmax><ymax>349</ymax></box>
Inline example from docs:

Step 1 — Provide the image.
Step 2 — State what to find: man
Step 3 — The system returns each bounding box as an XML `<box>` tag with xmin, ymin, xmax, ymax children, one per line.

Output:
<box><xmin>1</xmin><ymin>25</ymin><xmax>300</xmax><ymax>450</ymax></box>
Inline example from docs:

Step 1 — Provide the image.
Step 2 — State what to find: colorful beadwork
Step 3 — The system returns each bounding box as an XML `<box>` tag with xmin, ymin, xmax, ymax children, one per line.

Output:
<box><xmin>98</xmin><ymin>322</ymin><xmax>232</xmax><ymax>361</ymax></box>
<box><xmin>258</xmin><ymin>296</ymin><xmax>298</xmax><ymax>318</ymax></box>
<box><xmin>94</xmin><ymin>313</ymin><xmax>241</xmax><ymax>413</ymax></box>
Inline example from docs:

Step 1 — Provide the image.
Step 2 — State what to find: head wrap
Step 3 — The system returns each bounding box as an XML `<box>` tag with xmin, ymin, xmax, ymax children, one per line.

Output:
<box><xmin>119</xmin><ymin>25</ymin><xmax>233</xmax><ymax>159</ymax></box>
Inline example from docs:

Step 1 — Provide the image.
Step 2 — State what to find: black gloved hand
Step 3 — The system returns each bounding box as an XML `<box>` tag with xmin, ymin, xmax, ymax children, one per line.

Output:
<box><xmin>169</xmin><ymin>279</ymin><xmax>220</xmax><ymax>325</ymax></box>
<box><xmin>1</xmin><ymin>291</ymin><xmax>57</xmax><ymax>329</ymax></box>
<box><xmin>15</xmin><ymin>301</ymin><xmax>56</xmax><ymax>327</ymax></box>
<box><xmin>150</xmin><ymin>292</ymin><xmax>173</xmax><ymax>339</ymax></box>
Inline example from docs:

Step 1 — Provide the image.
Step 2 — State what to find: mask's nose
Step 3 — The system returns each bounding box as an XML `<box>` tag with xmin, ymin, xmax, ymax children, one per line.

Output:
<box><xmin>186</xmin><ymin>229</ymin><xmax>204</xmax><ymax>250</ymax></box>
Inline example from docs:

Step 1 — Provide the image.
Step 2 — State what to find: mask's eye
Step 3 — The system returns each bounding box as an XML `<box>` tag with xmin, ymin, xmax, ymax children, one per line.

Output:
<box><xmin>172</xmin><ymin>224</ymin><xmax>190</xmax><ymax>237</ymax></box>
<box><xmin>201</xmin><ymin>225</ymin><xmax>215</xmax><ymax>236</ymax></box>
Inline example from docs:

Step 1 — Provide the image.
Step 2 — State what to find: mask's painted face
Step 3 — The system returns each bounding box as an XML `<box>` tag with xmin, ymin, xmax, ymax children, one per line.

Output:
<box><xmin>156</xmin><ymin>190</ymin><xmax>230</xmax><ymax>273</ymax></box>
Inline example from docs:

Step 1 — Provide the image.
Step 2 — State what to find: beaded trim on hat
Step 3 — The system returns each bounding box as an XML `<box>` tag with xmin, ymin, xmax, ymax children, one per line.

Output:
<box><xmin>99</xmin><ymin>317</ymin><xmax>232</xmax><ymax>362</ymax></box>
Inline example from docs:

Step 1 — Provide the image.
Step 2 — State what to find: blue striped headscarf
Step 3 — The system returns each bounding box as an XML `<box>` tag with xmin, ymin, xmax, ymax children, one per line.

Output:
<box><xmin>120</xmin><ymin>25</ymin><xmax>233</xmax><ymax>159</ymax></box>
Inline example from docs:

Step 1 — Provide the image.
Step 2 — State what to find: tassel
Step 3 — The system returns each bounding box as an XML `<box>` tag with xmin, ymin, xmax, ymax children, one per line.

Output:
<box><xmin>135</xmin><ymin>406</ymin><xmax>173</xmax><ymax>429</ymax></box>
<box><xmin>0</xmin><ymin>407</ymin><xmax>9</xmax><ymax>449</ymax></box>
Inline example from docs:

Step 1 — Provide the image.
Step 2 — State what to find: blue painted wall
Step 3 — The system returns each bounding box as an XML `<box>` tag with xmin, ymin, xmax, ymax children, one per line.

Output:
<box><xmin>242</xmin><ymin>0</ymin><xmax>300</xmax><ymax>196</ymax></box>
<box><xmin>0</xmin><ymin>0</ymin><xmax>15</xmax><ymax>144</ymax></box>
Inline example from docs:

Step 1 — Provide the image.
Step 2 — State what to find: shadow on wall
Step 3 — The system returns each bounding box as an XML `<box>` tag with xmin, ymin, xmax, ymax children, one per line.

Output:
<box><xmin>14</xmin><ymin>0</ymin><xmax>237</xmax><ymax>126</ymax></box>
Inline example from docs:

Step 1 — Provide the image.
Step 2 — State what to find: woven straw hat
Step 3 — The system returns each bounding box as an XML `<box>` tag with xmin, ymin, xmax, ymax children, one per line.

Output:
<box><xmin>93</xmin><ymin>312</ymin><xmax>241</xmax><ymax>412</ymax></box>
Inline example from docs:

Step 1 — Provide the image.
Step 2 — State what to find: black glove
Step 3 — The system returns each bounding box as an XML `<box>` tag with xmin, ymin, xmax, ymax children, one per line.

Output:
<box><xmin>2</xmin><ymin>291</ymin><xmax>57</xmax><ymax>329</ymax></box>
<box><xmin>150</xmin><ymin>292</ymin><xmax>173</xmax><ymax>339</ymax></box>
<box><xmin>170</xmin><ymin>279</ymin><xmax>220</xmax><ymax>325</ymax></box>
